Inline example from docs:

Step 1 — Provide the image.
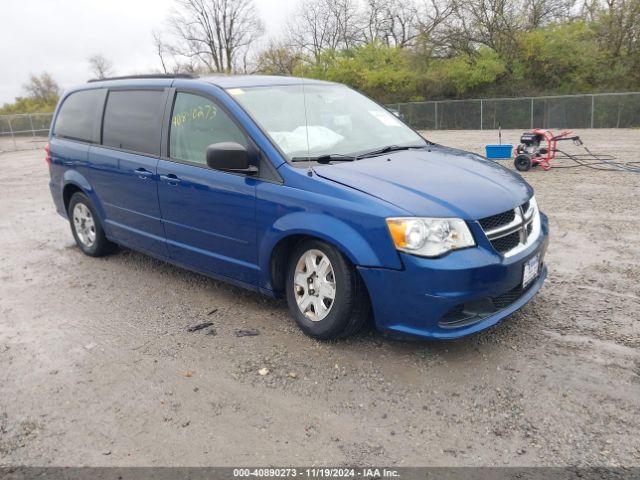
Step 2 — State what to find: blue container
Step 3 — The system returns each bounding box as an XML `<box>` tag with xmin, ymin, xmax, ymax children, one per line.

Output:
<box><xmin>485</xmin><ymin>144</ymin><xmax>513</xmax><ymax>159</ymax></box>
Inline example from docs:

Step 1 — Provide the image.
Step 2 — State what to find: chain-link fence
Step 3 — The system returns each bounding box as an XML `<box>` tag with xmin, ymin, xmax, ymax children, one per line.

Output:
<box><xmin>2</xmin><ymin>93</ymin><xmax>639</xmax><ymax>153</ymax></box>
<box><xmin>0</xmin><ymin>112</ymin><xmax>53</xmax><ymax>153</ymax></box>
<box><xmin>392</xmin><ymin>92</ymin><xmax>640</xmax><ymax>130</ymax></box>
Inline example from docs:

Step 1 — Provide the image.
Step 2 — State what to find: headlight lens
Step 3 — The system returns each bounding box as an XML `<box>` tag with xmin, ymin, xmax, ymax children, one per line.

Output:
<box><xmin>386</xmin><ymin>217</ymin><xmax>475</xmax><ymax>257</ymax></box>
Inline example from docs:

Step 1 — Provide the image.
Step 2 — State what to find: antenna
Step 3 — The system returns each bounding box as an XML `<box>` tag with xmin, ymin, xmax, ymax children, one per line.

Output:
<box><xmin>300</xmin><ymin>73</ymin><xmax>312</xmax><ymax>176</ymax></box>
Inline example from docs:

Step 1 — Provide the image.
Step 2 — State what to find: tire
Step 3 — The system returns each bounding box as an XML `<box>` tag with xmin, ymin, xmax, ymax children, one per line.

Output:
<box><xmin>68</xmin><ymin>192</ymin><xmax>116</xmax><ymax>257</ymax></box>
<box><xmin>285</xmin><ymin>239</ymin><xmax>371</xmax><ymax>340</ymax></box>
<box><xmin>514</xmin><ymin>153</ymin><xmax>533</xmax><ymax>171</ymax></box>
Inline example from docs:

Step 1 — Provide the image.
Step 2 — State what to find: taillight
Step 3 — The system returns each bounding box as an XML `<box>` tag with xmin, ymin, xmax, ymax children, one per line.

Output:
<box><xmin>45</xmin><ymin>143</ymin><xmax>51</xmax><ymax>165</ymax></box>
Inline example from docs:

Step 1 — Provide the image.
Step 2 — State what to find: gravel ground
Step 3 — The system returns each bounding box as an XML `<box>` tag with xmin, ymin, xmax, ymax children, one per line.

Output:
<box><xmin>0</xmin><ymin>136</ymin><xmax>47</xmax><ymax>155</ymax></box>
<box><xmin>0</xmin><ymin>129</ymin><xmax>639</xmax><ymax>467</ymax></box>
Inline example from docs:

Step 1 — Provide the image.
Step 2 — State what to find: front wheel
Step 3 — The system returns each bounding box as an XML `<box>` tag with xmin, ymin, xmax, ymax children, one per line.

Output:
<box><xmin>285</xmin><ymin>239</ymin><xmax>371</xmax><ymax>340</ymax></box>
<box><xmin>514</xmin><ymin>153</ymin><xmax>533</xmax><ymax>171</ymax></box>
<box><xmin>68</xmin><ymin>192</ymin><xmax>116</xmax><ymax>257</ymax></box>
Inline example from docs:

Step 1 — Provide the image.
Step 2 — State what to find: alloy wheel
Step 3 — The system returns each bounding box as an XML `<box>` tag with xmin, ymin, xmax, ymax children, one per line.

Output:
<box><xmin>72</xmin><ymin>203</ymin><xmax>96</xmax><ymax>247</ymax></box>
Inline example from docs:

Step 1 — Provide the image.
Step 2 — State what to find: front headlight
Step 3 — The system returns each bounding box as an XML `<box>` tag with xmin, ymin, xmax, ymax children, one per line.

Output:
<box><xmin>386</xmin><ymin>217</ymin><xmax>475</xmax><ymax>257</ymax></box>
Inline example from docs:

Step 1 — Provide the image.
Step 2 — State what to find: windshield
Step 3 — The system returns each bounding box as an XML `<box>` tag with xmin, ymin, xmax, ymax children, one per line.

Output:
<box><xmin>227</xmin><ymin>84</ymin><xmax>426</xmax><ymax>161</ymax></box>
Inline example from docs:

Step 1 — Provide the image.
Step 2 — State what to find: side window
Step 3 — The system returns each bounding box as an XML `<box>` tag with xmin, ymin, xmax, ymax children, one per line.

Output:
<box><xmin>102</xmin><ymin>90</ymin><xmax>165</xmax><ymax>156</ymax></box>
<box><xmin>169</xmin><ymin>92</ymin><xmax>247</xmax><ymax>165</ymax></box>
<box><xmin>54</xmin><ymin>89</ymin><xmax>105</xmax><ymax>143</ymax></box>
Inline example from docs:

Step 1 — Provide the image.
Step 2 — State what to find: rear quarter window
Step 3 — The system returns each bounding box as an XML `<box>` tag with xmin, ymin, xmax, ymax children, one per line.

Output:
<box><xmin>54</xmin><ymin>89</ymin><xmax>105</xmax><ymax>143</ymax></box>
<box><xmin>102</xmin><ymin>90</ymin><xmax>165</xmax><ymax>156</ymax></box>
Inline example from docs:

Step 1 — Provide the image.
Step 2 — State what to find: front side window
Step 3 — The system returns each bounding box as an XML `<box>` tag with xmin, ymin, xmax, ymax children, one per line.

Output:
<box><xmin>228</xmin><ymin>84</ymin><xmax>425</xmax><ymax>160</ymax></box>
<box><xmin>102</xmin><ymin>90</ymin><xmax>165</xmax><ymax>156</ymax></box>
<box><xmin>169</xmin><ymin>92</ymin><xmax>247</xmax><ymax>165</ymax></box>
<box><xmin>54</xmin><ymin>89</ymin><xmax>105</xmax><ymax>143</ymax></box>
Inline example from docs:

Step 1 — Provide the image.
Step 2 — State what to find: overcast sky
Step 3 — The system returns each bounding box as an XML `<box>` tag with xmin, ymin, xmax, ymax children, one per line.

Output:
<box><xmin>0</xmin><ymin>0</ymin><xmax>293</xmax><ymax>105</ymax></box>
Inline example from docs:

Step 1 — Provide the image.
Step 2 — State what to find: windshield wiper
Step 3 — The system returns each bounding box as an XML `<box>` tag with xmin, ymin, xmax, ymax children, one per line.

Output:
<box><xmin>290</xmin><ymin>153</ymin><xmax>356</xmax><ymax>164</ymax></box>
<box><xmin>290</xmin><ymin>144</ymin><xmax>426</xmax><ymax>164</ymax></box>
<box><xmin>356</xmin><ymin>144</ymin><xmax>426</xmax><ymax>159</ymax></box>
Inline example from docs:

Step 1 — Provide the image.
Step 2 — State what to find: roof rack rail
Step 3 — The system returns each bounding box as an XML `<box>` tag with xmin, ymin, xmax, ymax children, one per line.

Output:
<box><xmin>87</xmin><ymin>74</ymin><xmax>198</xmax><ymax>83</ymax></box>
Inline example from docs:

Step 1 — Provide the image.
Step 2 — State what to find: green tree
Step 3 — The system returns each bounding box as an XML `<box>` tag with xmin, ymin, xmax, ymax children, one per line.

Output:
<box><xmin>436</xmin><ymin>48</ymin><xmax>507</xmax><ymax>97</ymax></box>
<box><xmin>296</xmin><ymin>43</ymin><xmax>425</xmax><ymax>103</ymax></box>
<box><xmin>511</xmin><ymin>21</ymin><xmax>602</xmax><ymax>94</ymax></box>
<box><xmin>0</xmin><ymin>72</ymin><xmax>60</xmax><ymax>115</ymax></box>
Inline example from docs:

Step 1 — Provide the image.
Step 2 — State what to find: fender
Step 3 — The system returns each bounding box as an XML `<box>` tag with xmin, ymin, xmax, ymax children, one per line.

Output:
<box><xmin>258</xmin><ymin>211</ymin><xmax>403</xmax><ymax>292</ymax></box>
<box><xmin>62</xmin><ymin>170</ymin><xmax>107</xmax><ymax>223</ymax></box>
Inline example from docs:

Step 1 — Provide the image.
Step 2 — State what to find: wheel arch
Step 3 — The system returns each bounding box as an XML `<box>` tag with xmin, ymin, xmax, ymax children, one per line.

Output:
<box><xmin>260</xmin><ymin>212</ymin><xmax>395</xmax><ymax>295</ymax></box>
<box><xmin>268</xmin><ymin>234</ymin><xmax>311</xmax><ymax>296</ymax></box>
<box><xmin>62</xmin><ymin>183</ymin><xmax>85</xmax><ymax>214</ymax></box>
<box><xmin>61</xmin><ymin>170</ymin><xmax>106</xmax><ymax>220</ymax></box>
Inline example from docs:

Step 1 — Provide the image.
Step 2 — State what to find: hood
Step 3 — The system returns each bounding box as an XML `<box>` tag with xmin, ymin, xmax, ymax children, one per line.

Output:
<box><xmin>313</xmin><ymin>146</ymin><xmax>532</xmax><ymax>219</ymax></box>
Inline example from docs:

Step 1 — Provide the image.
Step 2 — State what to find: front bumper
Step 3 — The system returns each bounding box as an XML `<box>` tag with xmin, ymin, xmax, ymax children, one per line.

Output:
<box><xmin>358</xmin><ymin>214</ymin><xmax>549</xmax><ymax>339</ymax></box>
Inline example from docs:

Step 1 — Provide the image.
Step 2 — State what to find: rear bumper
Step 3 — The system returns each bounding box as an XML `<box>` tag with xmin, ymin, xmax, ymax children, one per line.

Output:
<box><xmin>358</xmin><ymin>214</ymin><xmax>549</xmax><ymax>339</ymax></box>
<box><xmin>49</xmin><ymin>180</ymin><xmax>67</xmax><ymax>218</ymax></box>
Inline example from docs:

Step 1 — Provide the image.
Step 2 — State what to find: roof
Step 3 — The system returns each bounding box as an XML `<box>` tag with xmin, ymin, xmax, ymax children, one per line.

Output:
<box><xmin>83</xmin><ymin>74</ymin><xmax>335</xmax><ymax>90</ymax></box>
<box><xmin>200</xmin><ymin>74</ymin><xmax>336</xmax><ymax>88</ymax></box>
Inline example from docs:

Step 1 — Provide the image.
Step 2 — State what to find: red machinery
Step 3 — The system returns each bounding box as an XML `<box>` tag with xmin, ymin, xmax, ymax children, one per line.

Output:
<box><xmin>513</xmin><ymin>129</ymin><xmax>582</xmax><ymax>171</ymax></box>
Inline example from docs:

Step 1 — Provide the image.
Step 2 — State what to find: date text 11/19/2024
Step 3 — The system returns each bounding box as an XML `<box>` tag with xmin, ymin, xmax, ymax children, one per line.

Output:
<box><xmin>233</xmin><ymin>467</ymin><xmax>401</xmax><ymax>478</ymax></box>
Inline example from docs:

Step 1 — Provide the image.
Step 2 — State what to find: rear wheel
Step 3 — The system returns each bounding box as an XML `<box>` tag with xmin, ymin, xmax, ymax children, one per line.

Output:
<box><xmin>68</xmin><ymin>192</ymin><xmax>116</xmax><ymax>257</ymax></box>
<box><xmin>514</xmin><ymin>153</ymin><xmax>533</xmax><ymax>171</ymax></box>
<box><xmin>285</xmin><ymin>239</ymin><xmax>370</xmax><ymax>340</ymax></box>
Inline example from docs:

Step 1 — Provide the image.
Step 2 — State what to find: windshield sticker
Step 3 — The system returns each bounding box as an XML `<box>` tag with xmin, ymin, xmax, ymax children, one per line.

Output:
<box><xmin>333</xmin><ymin>115</ymin><xmax>351</xmax><ymax>127</ymax></box>
<box><xmin>227</xmin><ymin>88</ymin><xmax>245</xmax><ymax>96</ymax></box>
<box><xmin>172</xmin><ymin>104</ymin><xmax>217</xmax><ymax>128</ymax></box>
<box><xmin>369</xmin><ymin>110</ymin><xmax>402</xmax><ymax>127</ymax></box>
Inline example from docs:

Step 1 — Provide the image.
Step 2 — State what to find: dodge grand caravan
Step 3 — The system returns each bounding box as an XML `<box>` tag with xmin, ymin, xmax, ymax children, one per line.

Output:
<box><xmin>47</xmin><ymin>74</ymin><xmax>548</xmax><ymax>340</ymax></box>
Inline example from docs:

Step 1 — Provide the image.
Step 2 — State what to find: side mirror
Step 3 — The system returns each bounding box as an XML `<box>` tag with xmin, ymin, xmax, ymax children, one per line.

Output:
<box><xmin>206</xmin><ymin>142</ymin><xmax>258</xmax><ymax>175</ymax></box>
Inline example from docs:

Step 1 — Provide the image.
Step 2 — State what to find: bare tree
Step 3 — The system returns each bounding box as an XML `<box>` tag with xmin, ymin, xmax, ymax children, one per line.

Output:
<box><xmin>88</xmin><ymin>54</ymin><xmax>114</xmax><ymax>79</ymax></box>
<box><xmin>386</xmin><ymin>1</ymin><xmax>421</xmax><ymax>46</ymax></box>
<box><xmin>152</xmin><ymin>31</ymin><xmax>201</xmax><ymax>74</ymax></box>
<box><xmin>287</xmin><ymin>0</ymin><xmax>363</xmax><ymax>59</ymax></box>
<box><xmin>593</xmin><ymin>0</ymin><xmax>640</xmax><ymax>58</ymax></box>
<box><xmin>164</xmin><ymin>0</ymin><xmax>264</xmax><ymax>73</ymax></box>
<box><xmin>362</xmin><ymin>0</ymin><xmax>452</xmax><ymax>47</ymax></box>
<box><xmin>23</xmin><ymin>72</ymin><xmax>60</xmax><ymax>103</ymax></box>
<box><xmin>441</xmin><ymin>0</ymin><xmax>524</xmax><ymax>58</ymax></box>
<box><xmin>153</xmin><ymin>31</ymin><xmax>172</xmax><ymax>74</ymax></box>
<box><xmin>523</xmin><ymin>0</ymin><xmax>576</xmax><ymax>28</ymax></box>
<box><xmin>441</xmin><ymin>0</ymin><xmax>577</xmax><ymax>57</ymax></box>
<box><xmin>363</xmin><ymin>0</ymin><xmax>419</xmax><ymax>46</ymax></box>
<box><xmin>416</xmin><ymin>0</ymin><xmax>456</xmax><ymax>48</ymax></box>
<box><xmin>286</xmin><ymin>0</ymin><xmax>451</xmax><ymax>57</ymax></box>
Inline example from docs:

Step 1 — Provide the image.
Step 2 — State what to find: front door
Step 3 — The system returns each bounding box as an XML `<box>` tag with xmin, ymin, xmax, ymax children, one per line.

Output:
<box><xmin>157</xmin><ymin>91</ymin><xmax>258</xmax><ymax>285</ymax></box>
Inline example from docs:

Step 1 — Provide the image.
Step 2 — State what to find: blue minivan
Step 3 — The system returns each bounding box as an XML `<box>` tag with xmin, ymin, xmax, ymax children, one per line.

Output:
<box><xmin>47</xmin><ymin>74</ymin><xmax>548</xmax><ymax>340</ymax></box>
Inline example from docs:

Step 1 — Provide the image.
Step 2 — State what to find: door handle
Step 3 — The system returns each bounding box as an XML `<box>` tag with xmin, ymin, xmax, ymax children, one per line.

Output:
<box><xmin>135</xmin><ymin>168</ymin><xmax>153</xmax><ymax>180</ymax></box>
<box><xmin>159</xmin><ymin>173</ymin><xmax>181</xmax><ymax>185</ymax></box>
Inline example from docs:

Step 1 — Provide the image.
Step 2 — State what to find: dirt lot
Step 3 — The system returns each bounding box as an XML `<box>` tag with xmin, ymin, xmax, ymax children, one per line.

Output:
<box><xmin>0</xmin><ymin>129</ymin><xmax>639</xmax><ymax>467</ymax></box>
<box><xmin>0</xmin><ymin>136</ymin><xmax>47</xmax><ymax>155</ymax></box>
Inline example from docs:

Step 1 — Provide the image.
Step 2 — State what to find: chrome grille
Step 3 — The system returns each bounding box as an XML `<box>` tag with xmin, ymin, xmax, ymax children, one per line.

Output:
<box><xmin>478</xmin><ymin>210</ymin><xmax>516</xmax><ymax>231</ymax></box>
<box><xmin>478</xmin><ymin>199</ymin><xmax>538</xmax><ymax>256</ymax></box>
<box><xmin>491</xmin><ymin>230</ymin><xmax>521</xmax><ymax>253</ymax></box>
